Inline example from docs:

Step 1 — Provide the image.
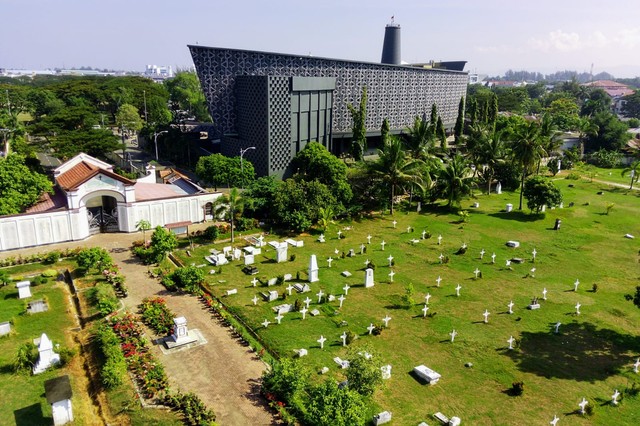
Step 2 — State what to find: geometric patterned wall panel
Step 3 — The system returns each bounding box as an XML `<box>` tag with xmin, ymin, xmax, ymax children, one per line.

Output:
<box><xmin>190</xmin><ymin>46</ymin><xmax>468</xmax><ymax>138</ymax></box>
<box><xmin>267</xmin><ymin>77</ymin><xmax>292</xmax><ymax>174</ymax></box>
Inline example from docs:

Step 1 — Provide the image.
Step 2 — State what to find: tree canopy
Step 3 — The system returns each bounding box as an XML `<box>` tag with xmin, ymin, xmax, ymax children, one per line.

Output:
<box><xmin>0</xmin><ymin>154</ymin><xmax>53</xmax><ymax>215</ymax></box>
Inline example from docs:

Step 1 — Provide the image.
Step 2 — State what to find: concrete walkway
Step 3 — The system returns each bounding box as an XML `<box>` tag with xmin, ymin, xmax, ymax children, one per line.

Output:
<box><xmin>1</xmin><ymin>228</ymin><xmax>278</xmax><ymax>426</ymax></box>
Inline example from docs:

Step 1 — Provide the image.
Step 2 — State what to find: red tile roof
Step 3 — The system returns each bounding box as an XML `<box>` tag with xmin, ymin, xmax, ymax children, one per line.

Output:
<box><xmin>25</xmin><ymin>187</ymin><xmax>68</xmax><ymax>213</ymax></box>
<box><xmin>56</xmin><ymin>161</ymin><xmax>134</xmax><ymax>191</ymax></box>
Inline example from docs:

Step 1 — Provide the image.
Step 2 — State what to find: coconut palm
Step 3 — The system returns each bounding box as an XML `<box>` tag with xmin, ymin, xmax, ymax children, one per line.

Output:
<box><xmin>622</xmin><ymin>160</ymin><xmax>640</xmax><ymax>190</ymax></box>
<box><xmin>576</xmin><ymin>117</ymin><xmax>599</xmax><ymax>159</ymax></box>
<box><xmin>469</xmin><ymin>124</ymin><xmax>506</xmax><ymax>195</ymax></box>
<box><xmin>404</xmin><ymin>116</ymin><xmax>436</xmax><ymax>160</ymax></box>
<box><xmin>213</xmin><ymin>188</ymin><xmax>247</xmax><ymax>243</ymax></box>
<box><xmin>511</xmin><ymin>121</ymin><xmax>547</xmax><ymax>210</ymax></box>
<box><xmin>368</xmin><ymin>135</ymin><xmax>424</xmax><ymax>215</ymax></box>
<box><xmin>438</xmin><ymin>153</ymin><xmax>474</xmax><ymax>208</ymax></box>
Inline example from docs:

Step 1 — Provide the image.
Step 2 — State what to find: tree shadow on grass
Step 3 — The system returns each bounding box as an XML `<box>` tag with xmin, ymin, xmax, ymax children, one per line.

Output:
<box><xmin>504</xmin><ymin>321</ymin><xmax>640</xmax><ymax>382</ymax></box>
<box><xmin>14</xmin><ymin>403</ymin><xmax>49</xmax><ymax>426</ymax></box>
<box><xmin>488</xmin><ymin>212</ymin><xmax>542</xmax><ymax>222</ymax></box>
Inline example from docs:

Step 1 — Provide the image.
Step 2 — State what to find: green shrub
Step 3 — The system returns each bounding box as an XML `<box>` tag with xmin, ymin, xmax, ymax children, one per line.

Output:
<box><xmin>203</xmin><ymin>225</ymin><xmax>219</xmax><ymax>242</ymax></box>
<box><xmin>32</xmin><ymin>276</ymin><xmax>48</xmax><ymax>286</ymax></box>
<box><xmin>169</xmin><ymin>266</ymin><xmax>205</xmax><ymax>293</ymax></box>
<box><xmin>89</xmin><ymin>283</ymin><xmax>120</xmax><ymax>317</ymax></box>
<box><xmin>58</xmin><ymin>347</ymin><xmax>76</xmax><ymax>367</ymax></box>
<box><xmin>42</xmin><ymin>269</ymin><xmax>58</xmax><ymax>278</ymax></box>
<box><xmin>14</xmin><ymin>342</ymin><xmax>38</xmax><ymax>373</ymax></box>
<box><xmin>139</xmin><ymin>297</ymin><xmax>175</xmax><ymax>336</ymax></box>
<box><xmin>43</xmin><ymin>251</ymin><xmax>61</xmax><ymax>264</ymax></box>
<box><xmin>94</xmin><ymin>323</ymin><xmax>127</xmax><ymax>389</ymax></box>
<box><xmin>566</xmin><ymin>171</ymin><xmax>581</xmax><ymax>180</ymax></box>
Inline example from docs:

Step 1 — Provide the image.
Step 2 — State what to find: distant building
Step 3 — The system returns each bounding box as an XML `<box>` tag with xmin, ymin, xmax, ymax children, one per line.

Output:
<box><xmin>189</xmin><ymin>22</ymin><xmax>468</xmax><ymax>177</ymax></box>
<box><xmin>582</xmin><ymin>80</ymin><xmax>634</xmax><ymax>98</ymax></box>
<box><xmin>144</xmin><ymin>65</ymin><xmax>174</xmax><ymax>82</ymax></box>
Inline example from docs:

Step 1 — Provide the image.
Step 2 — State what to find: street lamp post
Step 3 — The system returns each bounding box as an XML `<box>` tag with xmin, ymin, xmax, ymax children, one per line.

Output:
<box><xmin>239</xmin><ymin>146</ymin><xmax>256</xmax><ymax>188</ymax></box>
<box><xmin>0</xmin><ymin>128</ymin><xmax>14</xmax><ymax>157</ymax></box>
<box><xmin>154</xmin><ymin>130</ymin><xmax>168</xmax><ymax>161</ymax></box>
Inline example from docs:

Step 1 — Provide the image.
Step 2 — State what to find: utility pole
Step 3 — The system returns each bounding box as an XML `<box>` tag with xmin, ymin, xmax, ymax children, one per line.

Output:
<box><xmin>239</xmin><ymin>146</ymin><xmax>256</xmax><ymax>189</ymax></box>
<box><xmin>153</xmin><ymin>130</ymin><xmax>168</xmax><ymax>161</ymax></box>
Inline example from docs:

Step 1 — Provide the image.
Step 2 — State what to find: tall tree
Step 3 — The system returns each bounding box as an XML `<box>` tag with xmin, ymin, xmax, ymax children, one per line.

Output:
<box><xmin>213</xmin><ymin>188</ymin><xmax>247</xmax><ymax>243</ymax></box>
<box><xmin>0</xmin><ymin>154</ymin><xmax>53</xmax><ymax>215</ymax></box>
<box><xmin>438</xmin><ymin>153</ymin><xmax>473</xmax><ymax>208</ymax></box>
<box><xmin>115</xmin><ymin>103</ymin><xmax>144</xmax><ymax>135</ymax></box>
<box><xmin>164</xmin><ymin>71</ymin><xmax>211</xmax><ymax>122</ymax></box>
<box><xmin>380</xmin><ymin>118</ymin><xmax>390</xmax><ymax>145</ymax></box>
<box><xmin>405</xmin><ymin>116</ymin><xmax>436</xmax><ymax>160</ymax></box>
<box><xmin>454</xmin><ymin>96</ymin><xmax>465</xmax><ymax>141</ymax></box>
<box><xmin>575</xmin><ymin>117</ymin><xmax>599</xmax><ymax>158</ymax></box>
<box><xmin>429</xmin><ymin>103</ymin><xmax>438</xmax><ymax>138</ymax></box>
<box><xmin>510</xmin><ymin>121</ymin><xmax>547</xmax><ymax>210</ymax></box>
<box><xmin>347</xmin><ymin>86</ymin><xmax>368</xmax><ymax>161</ymax></box>
<box><xmin>436</xmin><ymin>116</ymin><xmax>447</xmax><ymax>149</ymax></box>
<box><xmin>368</xmin><ymin>135</ymin><xmax>424</xmax><ymax>215</ymax></box>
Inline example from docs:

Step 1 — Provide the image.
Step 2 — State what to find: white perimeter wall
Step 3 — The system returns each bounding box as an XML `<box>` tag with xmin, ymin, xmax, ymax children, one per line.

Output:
<box><xmin>0</xmin><ymin>193</ymin><xmax>221</xmax><ymax>252</ymax></box>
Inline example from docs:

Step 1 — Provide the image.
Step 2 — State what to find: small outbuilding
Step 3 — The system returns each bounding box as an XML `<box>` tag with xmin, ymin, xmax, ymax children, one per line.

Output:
<box><xmin>44</xmin><ymin>375</ymin><xmax>73</xmax><ymax>425</ymax></box>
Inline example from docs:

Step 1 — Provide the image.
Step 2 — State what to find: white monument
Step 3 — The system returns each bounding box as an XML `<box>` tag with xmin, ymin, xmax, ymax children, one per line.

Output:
<box><xmin>16</xmin><ymin>281</ymin><xmax>32</xmax><ymax>299</ymax></box>
<box><xmin>166</xmin><ymin>316</ymin><xmax>198</xmax><ymax>348</ymax></box>
<box><xmin>496</xmin><ymin>182</ymin><xmax>502</xmax><ymax>194</ymax></box>
<box><xmin>381</xmin><ymin>365</ymin><xmax>392</xmax><ymax>379</ymax></box>
<box><xmin>364</xmin><ymin>268</ymin><xmax>374</xmax><ymax>288</ymax></box>
<box><xmin>276</xmin><ymin>243</ymin><xmax>288</xmax><ymax>263</ymax></box>
<box><xmin>308</xmin><ymin>255</ymin><xmax>319</xmax><ymax>282</ymax></box>
<box><xmin>44</xmin><ymin>375</ymin><xmax>74</xmax><ymax>426</ymax></box>
<box><xmin>33</xmin><ymin>333</ymin><xmax>60</xmax><ymax>374</ymax></box>
<box><xmin>244</xmin><ymin>254</ymin><xmax>255</xmax><ymax>265</ymax></box>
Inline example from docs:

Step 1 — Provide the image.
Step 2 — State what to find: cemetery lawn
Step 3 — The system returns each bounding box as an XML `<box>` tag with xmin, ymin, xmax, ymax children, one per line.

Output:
<box><xmin>0</xmin><ymin>263</ymin><xmax>96</xmax><ymax>425</ymax></box>
<box><xmin>176</xmin><ymin>177</ymin><xmax>640</xmax><ymax>425</ymax></box>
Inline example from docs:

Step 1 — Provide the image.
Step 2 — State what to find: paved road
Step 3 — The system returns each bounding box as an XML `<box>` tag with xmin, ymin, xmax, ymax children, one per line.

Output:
<box><xmin>0</xmin><ymin>229</ymin><xmax>278</xmax><ymax>426</ymax></box>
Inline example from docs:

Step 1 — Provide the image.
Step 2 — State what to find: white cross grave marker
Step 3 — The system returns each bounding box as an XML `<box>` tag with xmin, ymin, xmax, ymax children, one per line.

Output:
<box><xmin>480</xmin><ymin>249</ymin><xmax>485</xmax><ymax>259</ymax></box>
<box><xmin>367</xmin><ymin>323</ymin><xmax>375</xmax><ymax>335</ymax></box>
<box><xmin>508</xmin><ymin>336</ymin><xmax>515</xmax><ymax>350</ymax></box>
<box><xmin>612</xmin><ymin>389</ymin><xmax>620</xmax><ymax>405</ymax></box>
<box><xmin>387</xmin><ymin>255</ymin><xmax>394</xmax><ymax>266</ymax></box>
<box><xmin>338</xmin><ymin>295</ymin><xmax>346</xmax><ymax>308</ymax></box>
<box><xmin>381</xmin><ymin>240</ymin><xmax>386</xmax><ymax>250</ymax></box>
<box><xmin>275</xmin><ymin>314</ymin><xmax>283</xmax><ymax>325</ymax></box>
<box><xmin>550</xmin><ymin>415</ymin><xmax>559</xmax><ymax>426</ymax></box>
<box><xmin>542</xmin><ymin>288</ymin><xmax>548</xmax><ymax>300</ymax></box>
<box><xmin>491</xmin><ymin>253</ymin><xmax>496</xmax><ymax>264</ymax></box>
<box><xmin>262</xmin><ymin>319</ymin><xmax>271</xmax><ymax>328</ymax></box>
<box><xmin>316</xmin><ymin>290</ymin><xmax>324</xmax><ymax>303</ymax></box>
<box><xmin>422</xmin><ymin>305</ymin><xmax>429</xmax><ymax>317</ymax></box>
<box><xmin>300</xmin><ymin>307</ymin><xmax>308</xmax><ymax>320</ymax></box>
<box><xmin>337</xmin><ymin>230</ymin><xmax>343</xmax><ymax>239</ymax></box>
<box><xmin>343</xmin><ymin>284</ymin><xmax>350</xmax><ymax>295</ymax></box>
<box><xmin>508</xmin><ymin>300</ymin><xmax>514</xmax><ymax>314</ymax></box>
<box><xmin>437</xmin><ymin>235</ymin><xmax>442</xmax><ymax>245</ymax></box>
<box><xmin>425</xmin><ymin>293</ymin><xmax>432</xmax><ymax>304</ymax></box>
<box><xmin>388</xmin><ymin>270</ymin><xmax>395</xmax><ymax>282</ymax></box>
<box><xmin>392</xmin><ymin>220</ymin><xmax>397</xmax><ymax>228</ymax></box>
<box><xmin>382</xmin><ymin>315</ymin><xmax>391</xmax><ymax>327</ymax></box>
<box><xmin>633</xmin><ymin>358</ymin><xmax>640</xmax><ymax>373</ymax></box>
<box><xmin>455</xmin><ymin>284</ymin><xmax>462</xmax><ymax>297</ymax></box>
<box><xmin>252</xmin><ymin>295</ymin><xmax>259</xmax><ymax>306</ymax></box>
<box><xmin>450</xmin><ymin>329</ymin><xmax>457</xmax><ymax>342</ymax></box>
<box><xmin>530</xmin><ymin>267</ymin><xmax>536</xmax><ymax>277</ymax></box>
<box><xmin>407</xmin><ymin>226</ymin><xmax>411</xmax><ymax>233</ymax></box>
<box><xmin>574</xmin><ymin>279</ymin><xmax>580</xmax><ymax>292</ymax></box>
<box><xmin>251</xmin><ymin>277</ymin><xmax>259</xmax><ymax>287</ymax></box>
<box><xmin>532</xmin><ymin>248</ymin><xmax>537</xmax><ymax>261</ymax></box>
<box><xmin>304</xmin><ymin>297</ymin><xmax>312</xmax><ymax>308</ymax></box>
<box><xmin>327</xmin><ymin>257</ymin><xmax>333</xmax><ymax>268</ymax></box>
<box><xmin>474</xmin><ymin>268</ymin><xmax>481</xmax><ymax>279</ymax></box>
<box><xmin>317</xmin><ymin>335</ymin><xmax>326</xmax><ymax>349</ymax></box>
<box><xmin>286</xmin><ymin>284</ymin><xmax>294</xmax><ymax>295</ymax></box>
<box><xmin>579</xmin><ymin>398</ymin><xmax>588</xmax><ymax>414</ymax></box>
<box><xmin>506</xmin><ymin>259</ymin><xmax>511</xmax><ymax>267</ymax></box>
<box><xmin>367</xmin><ymin>234</ymin><xmax>372</xmax><ymax>244</ymax></box>
<box><xmin>439</xmin><ymin>253</ymin><xmax>444</xmax><ymax>263</ymax></box>
<box><xmin>483</xmin><ymin>309</ymin><xmax>490</xmax><ymax>323</ymax></box>
<box><xmin>575</xmin><ymin>302</ymin><xmax>581</xmax><ymax>315</ymax></box>
<box><xmin>340</xmin><ymin>332</ymin><xmax>348</xmax><ymax>346</ymax></box>
<box><xmin>436</xmin><ymin>276</ymin><xmax>442</xmax><ymax>287</ymax></box>
<box><xmin>555</xmin><ymin>322</ymin><xmax>561</xmax><ymax>334</ymax></box>
<box><xmin>422</xmin><ymin>230</ymin><xmax>427</xmax><ymax>239</ymax></box>
<box><xmin>360</xmin><ymin>244</ymin><xmax>365</xmax><ymax>254</ymax></box>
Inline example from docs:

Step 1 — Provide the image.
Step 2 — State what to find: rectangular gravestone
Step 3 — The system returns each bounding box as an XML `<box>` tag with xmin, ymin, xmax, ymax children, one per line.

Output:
<box><xmin>294</xmin><ymin>283</ymin><xmax>310</xmax><ymax>293</ymax></box>
<box><xmin>267</xmin><ymin>278</ymin><xmax>278</xmax><ymax>286</ymax></box>
<box><xmin>276</xmin><ymin>244</ymin><xmax>288</xmax><ymax>263</ymax></box>
<box><xmin>244</xmin><ymin>254</ymin><xmax>255</xmax><ymax>265</ymax></box>
<box><xmin>283</xmin><ymin>273</ymin><xmax>293</xmax><ymax>281</ymax></box>
<box><xmin>0</xmin><ymin>321</ymin><xmax>11</xmax><ymax>336</ymax></box>
<box><xmin>373</xmin><ymin>411</ymin><xmax>392</xmax><ymax>426</ymax></box>
<box><xmin>16</xmin><ymin>281</ymin><xmax>32</xmax><ymax>299</ymax></box>
<box><xmin>28</xmin><ymin>299</ymin><xmax>49</xmax><ymax>314</ymax></box>
<box><xmin>342</xmin><ymin>271</ymin><xmax>352</xmax><ymax>277</ymax></box>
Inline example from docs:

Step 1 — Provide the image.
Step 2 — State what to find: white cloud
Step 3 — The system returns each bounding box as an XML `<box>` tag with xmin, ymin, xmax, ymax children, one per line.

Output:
<box><xmin>614</xmin><ymin>28</ymin><xmax>640</xmax><ymax>48</ymax></box>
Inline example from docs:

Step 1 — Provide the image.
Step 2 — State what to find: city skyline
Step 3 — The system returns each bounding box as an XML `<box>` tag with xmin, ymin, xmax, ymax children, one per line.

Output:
<box><xmin>2</xmin><ymin>0</ymin><xmax>640</xmax><ymax>78</ymax></box>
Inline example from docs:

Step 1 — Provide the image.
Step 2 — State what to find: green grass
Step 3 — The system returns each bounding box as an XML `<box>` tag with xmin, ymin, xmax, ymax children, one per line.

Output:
<box><xmin>573</xmin><ymin>164</ymin><xmax>636</xmax><ymax>187</ymax></box>
<box><xmin>176</xmin><ymin>178</ymin><xmax>640</xmax><ymax>425</ymax></box>
<box><xmin>0</xmin><ymin>264</ymin><xmax>84</xmax><ymax>424</ymax></box>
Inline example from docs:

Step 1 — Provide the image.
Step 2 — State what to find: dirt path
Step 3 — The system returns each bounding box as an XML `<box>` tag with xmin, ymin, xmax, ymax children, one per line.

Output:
<box><xmin>1</xmin><ymin>230</ymin><xmax>278</xmax><ymax>426</ymax></box>
<box><xmin>112</xmin><ymin>251</ymin><xmax>277</xmax><ymax>425</ymax></box>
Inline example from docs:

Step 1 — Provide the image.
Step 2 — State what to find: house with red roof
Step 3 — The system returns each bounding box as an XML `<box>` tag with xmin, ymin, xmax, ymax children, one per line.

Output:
<box><xmin>0</xmin><ymin>153</ymin><xmax>220</xmax><ymax>251</ymax></box>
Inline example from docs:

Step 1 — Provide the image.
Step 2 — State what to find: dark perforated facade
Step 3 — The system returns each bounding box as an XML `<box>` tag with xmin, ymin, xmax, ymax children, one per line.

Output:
<box><xmin>189</xmin><ymin>45</ymin><xmax>467</xmax><ymax>176</ymax></box>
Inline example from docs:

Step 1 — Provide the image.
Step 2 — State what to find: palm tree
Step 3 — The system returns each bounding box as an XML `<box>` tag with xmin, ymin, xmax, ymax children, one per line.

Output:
<box><xmin>368</xmin><ymin>135</ymin><xmax>424</xmax><ymax>215</ymax></box>
<box><xmin>470</xmin><ymin>125</ymin><xmax>506</xmax><ymax>195</ymax></box>
<box><xmin>622</xmin><ymin>160</ymin><xmax>640</xmax><ymax>190</ymax></box>
<box><xmin>538</xmin><ymin>113</ymin><xmax>561</xmax><ymax>172</ymax></box>
<box><xmin>576</xmin><ymin>117</ymin><xmax>599</xmax><ymax>159</ymax></box>
<box><xmin>317</xmin><ymin>206</ymin><xmax>335</xmax><ymax>231</ymax></box>
<box><xmin>438</xmin><ymin>153</ymin><xmax>474</xmax><ymax>208</ymax></box>
<box><xmin>213</xmin><ymin>188</ymin><xmax>247</xmax><ymax>243</ymax></box>
<box><xmin>511</xmin><ymin>121</ymin><xmax>547</xmax><ymax>210</ymax></box>
<box><xmin>404</xmin><ymin>116</ymin><xmax>436</xmax><ymax>160</ymax></box>
<box><xmin>136</xmin><ymin>219</ymin><xmax>151</xmax><ymax>243</ymax></box>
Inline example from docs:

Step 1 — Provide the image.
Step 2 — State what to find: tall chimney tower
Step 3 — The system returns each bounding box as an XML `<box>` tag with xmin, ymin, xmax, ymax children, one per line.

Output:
<box><xmin>381</xmin><ymin>20</ymin><xmax>401</xmax><ymax>65</ymax></box>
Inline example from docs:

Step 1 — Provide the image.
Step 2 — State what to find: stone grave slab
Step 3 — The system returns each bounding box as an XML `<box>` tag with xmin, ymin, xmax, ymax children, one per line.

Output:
<box><xmin>28</xmin><ymin>299</ymin><xmax>49</xmax><ymax>314</ymax></box>
<box><xmin>0</xmin><ymin>321</ymin><xmax>11</xmax><ymax>336</ymax></box>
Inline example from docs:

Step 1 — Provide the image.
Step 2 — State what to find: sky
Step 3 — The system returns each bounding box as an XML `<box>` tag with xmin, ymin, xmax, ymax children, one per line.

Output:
<box><xmin>2</xmin><ymin>0</ymin><xmax>640</xmax><ymax>78</ymax></box>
